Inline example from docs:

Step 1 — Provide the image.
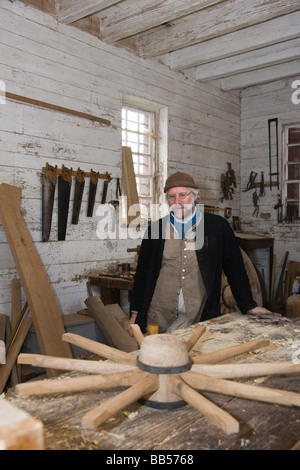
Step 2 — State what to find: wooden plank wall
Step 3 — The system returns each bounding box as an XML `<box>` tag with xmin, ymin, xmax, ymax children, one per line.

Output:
<box><xmin>240</xmin><ymin>78</ymin><xmax>300</xmax><ymax>293</ymax></box>
<box><xmin>0</xmin><ymin>1</ymin><xmax>240</xmax><ymax>320</ymax></box>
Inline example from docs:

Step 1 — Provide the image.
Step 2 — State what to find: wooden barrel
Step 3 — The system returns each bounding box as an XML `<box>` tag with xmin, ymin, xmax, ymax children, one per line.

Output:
<box><xmin>286</xmin><ymin>294</ymin><xmax>300</xmax><ymax>318</ymax></box>
<box><xmin>220</xmin><ymin>249</ymin><xmax>263</xmax><ymax>314</ymax></box>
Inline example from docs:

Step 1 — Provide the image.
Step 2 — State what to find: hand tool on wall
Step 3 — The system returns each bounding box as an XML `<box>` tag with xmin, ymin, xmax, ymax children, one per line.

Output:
<box><xmin>72</xmin><ymin>167</ymin><xmax>85</xmax><ymax>224</ymax></box>
<box><xmin>268</xmin><ymin>118</ymin><xmax>279</xmax><ymax>190</ymax></box>
<box><xmin>41</xmin><ymin>163</ymin><xmax>57</xmax><ymax>242</ymax></box>
<box><xmin>116</xmin><ymin>176</ymin><xmax>121</xmax><ymax>200</ymax></box>
<box><xmin>243</xmin><ymin>171</ymin><xmax>257</xmax><ymax>192</ymax></box>
<box><xmin>259</xmin><ymin>171</ymin><xmax>265</xmax><ymax>197</ymax></box>
<box><xmin>226</xmin><ymin>162</ymin><xmax>237</xmax><ymax>188</ymax></box>
<box><xmin>87</xmin><ymin>170</ymin><xmax>99</xmax><ymax>217</ymax></box>
<box><xmin>274</xmin><ymin>195</ymin><xmax>283</xmax><ymax>223</ymax></box>
<box><xmin>58</xmin><ymin>165</ymin><xmax>72</xmax><ymax>240</ymax></box>
<box><xmin>101</xmin><ymin>178</ymin><xmax>109</xmax><ymax>204</ymax></box>
<box><xmin>252</xmin><ymin>190</ymin><xmax>259</xmax><ymax>217</ymax></box>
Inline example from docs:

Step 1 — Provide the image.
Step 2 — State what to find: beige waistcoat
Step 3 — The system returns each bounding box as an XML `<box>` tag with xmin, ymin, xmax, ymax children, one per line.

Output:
<box><xmin>147</xmin><ymin>223</ymin><xmax>207</xmax><ymax>332</ymax></box>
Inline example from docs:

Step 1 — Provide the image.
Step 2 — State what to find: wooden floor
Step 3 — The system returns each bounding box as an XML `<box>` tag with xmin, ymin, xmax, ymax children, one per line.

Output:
<box><xmin>6</xmin><ymin>313</ymin><xmax>300</xmax><ymax>450</ymax></box>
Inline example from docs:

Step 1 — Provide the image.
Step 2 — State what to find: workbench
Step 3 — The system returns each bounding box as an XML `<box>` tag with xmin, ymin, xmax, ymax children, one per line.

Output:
<box><xmin>87</xmin><ymin>274</ymin><xmax>134</xmax><ymax>305</ymax></box>
<box><xmin>6</xmin><ymin>313</ymin><xmax>300</xmax><ymax>450</ymax></box>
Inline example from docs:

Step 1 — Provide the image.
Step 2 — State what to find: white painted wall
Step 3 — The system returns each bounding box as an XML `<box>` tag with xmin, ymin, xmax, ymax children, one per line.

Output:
<box><xmin>241</xmin><ymin>78</ymin><xmax>300</xmax><ymax>296</ymax></box>
<box><xmin>0</xmin><ymin>1</ymin><xmax>240</xmax><ymax>319</ymax></box>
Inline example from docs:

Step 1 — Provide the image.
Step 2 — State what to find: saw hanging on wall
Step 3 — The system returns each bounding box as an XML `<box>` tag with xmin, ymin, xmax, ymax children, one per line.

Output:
<box><xmin>41</xmin><ymin>164</ymin><xmax>111</xmax><ymax>241</ymax></box>
<box><xmin>41</xmin><ymin>163</ymin><xmax>57</xmax><ymax>242</ymax></box>
<box><xmin>72</xmin><ymin>168</ymin><xmax>85</xmax><ymax>225</ymax></box>
<box><xmin>87</xmin><ymin>169</ymin><xmax>100</xmax><ymax>217</ymax></box>
<box><xmin>58</xmin><ymin>165</ymin><xmax>73</xmax><ymax>241</ymax></box>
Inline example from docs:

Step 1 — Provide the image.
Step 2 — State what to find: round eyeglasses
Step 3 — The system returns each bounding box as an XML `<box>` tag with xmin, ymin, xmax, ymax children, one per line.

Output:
<box><xmin>167</xmin><ymin>192</ymin><xmax>191</xmax><ymax>202</ymax></box>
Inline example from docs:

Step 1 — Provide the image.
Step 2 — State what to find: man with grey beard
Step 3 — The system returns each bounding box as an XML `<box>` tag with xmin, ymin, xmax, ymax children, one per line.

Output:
<box><xmin>127</xmin><ymin>172</ymin><xmax>270</xmax><ymax>335</ymax></box>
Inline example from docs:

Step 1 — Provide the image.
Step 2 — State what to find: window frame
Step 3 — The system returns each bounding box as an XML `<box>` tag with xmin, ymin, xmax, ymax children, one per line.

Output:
<box><xmin>282</xmin><ymin>124</ymin><xmax>300</xmax><ymax>224</ymax></box>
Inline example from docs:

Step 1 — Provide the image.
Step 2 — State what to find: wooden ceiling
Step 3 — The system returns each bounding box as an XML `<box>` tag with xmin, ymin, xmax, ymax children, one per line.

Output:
<box><xmin>20</xmin><ymin>0</ymin><xmax>300</xmax><ymax>91</ymax></box>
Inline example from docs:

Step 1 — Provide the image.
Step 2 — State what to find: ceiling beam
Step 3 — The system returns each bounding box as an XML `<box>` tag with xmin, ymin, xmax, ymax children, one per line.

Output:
<box><xmin>57</xmin><ymin>0</ymin><xmax>120</xmax><ymax>24</ymax></box>
<box><xmin>168</xmin><ymin>11</ymin><xmax>300</xmax><ymax>71</ymax></box>
<box><xmin>138</xmin><ymin>0</ymin><xmax>300</xmax><ymax>58</ymax></box>
<box><xmin>220</xmin><ymin>60</ymin><xmax>300</xmax><ymax>91</ymax></box>
<box><xmin>196</xmin><ymin>38</ymin><xmax>300</xmax><ymax>82</ymax></box>
<box><xmin>99</xmin><ymin>0</ymin><xmax>224</xmax><ymax>43</ymax></box>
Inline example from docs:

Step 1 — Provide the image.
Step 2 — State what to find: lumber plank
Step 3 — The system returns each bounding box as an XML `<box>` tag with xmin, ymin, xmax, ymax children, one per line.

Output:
<box><xmin>0</xmin><ymin>184</ymin><xmax>72</xmax><ymax>377</ymax></box>
<box><xmin>122</xmin><ymin>146</ymin><xmax>140</xmax><ymax>225</ymax></box>
<box><xmin>0</xmin><ymin>398</ymin><xmax>43</xmax><ymax>450</ymax></box>
<box><xmin>0</xmin><ymin>317</ymin><xmax>32</xmax><ymax>393</ymax></box>
<box><xmin>11</xmin><ymin>278</ymin><xmax>21</xmax><ymax>330</ymax></box>
<box><xmin>0</xmin><ymin>314</ymin><xmax>6</xmax><ymax>342</ymax></box>
<box><xmin>85</xmin><ymin>296</ymin><xmax>138</xmax><ymax>352</ymax></box>
<box><xmin>11</xmin><ymin>278</ymin><xmax>22</xmax><ymax>385</ymax></box>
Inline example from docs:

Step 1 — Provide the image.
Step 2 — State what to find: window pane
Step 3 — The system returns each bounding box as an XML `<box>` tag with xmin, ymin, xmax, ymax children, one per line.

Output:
<box><xmin>288</xmin><ymin>146</ymin><xmax>300</xmax><ymax>162</ymax></box>
<box><xmin>288</xmin><ymin>127</ymin><xmax>300</xmax><ymax>144</ymax></box>
<box><xmin>139</xmin><ymin>156</ymin><xmax>151</xmax><ymax>175</ymax></box>
<box><xmin>127</xmin><ymin>120</ymin><xmax>138</xmax><ymax>131</ymax></box>
<box><xmin>140</xmin><ymin>177</ymin><xmax>151</xmax><ymax>197</ymax></box>
<box><xmin>288</xmin><ymin>163</ymin><xmax>300</xmax><ymax>180</ymax></box>
<box><xmin>126</xmin><ymin>131</ymin><xmax>138</xmax><ymax>143</ymax></box>
<box><xmin>127</xmin><ymin>110</ymin><xmax>138</xmax><ymax>122</ymax></box>
<box><xmin>287</xmin><ymin>182</ymin><xmax>299</xmax><ymax>199</ymax></box>
<box><xmin>286</xmin><ymin>201</ymin><xmax>299</xmax><ymax>221</ymax></box>
<box><xmin>122</xmin><ymin>106</ymin><xmax>156</xmax><ymax>219</ymax></box>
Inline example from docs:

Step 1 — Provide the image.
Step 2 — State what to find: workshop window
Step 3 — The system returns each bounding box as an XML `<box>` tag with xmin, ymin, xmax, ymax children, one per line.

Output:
<box><xmin>122</xmin><ymin>107</ymin><xmax>156</xmax><ymax>219</ymax></box>
<box><xmin>284</xmin><ymin>125</ymin><xmax>300</xmax><ymax>223</ymax></box>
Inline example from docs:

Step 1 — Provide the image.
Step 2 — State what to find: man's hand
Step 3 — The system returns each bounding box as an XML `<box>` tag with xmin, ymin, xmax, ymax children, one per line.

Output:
<box><xmin>126</xmin><ymin>312</ymin><xmax>137</xmax><ymax>337</ymax></box>
<box><xmin>246</xmin><ymin>306</ymin><xmax>272</xmax><ymax>315</ymax></box>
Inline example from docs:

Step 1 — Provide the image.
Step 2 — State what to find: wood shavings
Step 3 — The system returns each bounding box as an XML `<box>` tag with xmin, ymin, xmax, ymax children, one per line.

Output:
<box><xmin>100</xmin><ymin>429</ymin><xmax>125</xmax><ymax>441</ymax></box>
<box><xmin>123</xmin><ymin>410</ymin><xmax>138</xmax><ymax>419</ymax></box>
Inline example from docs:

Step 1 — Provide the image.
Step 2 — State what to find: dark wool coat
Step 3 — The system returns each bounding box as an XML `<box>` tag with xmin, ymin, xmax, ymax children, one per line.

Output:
<box><xmin>131</xmin><ymin>212</ymin><xmax>257</xmax><ymax>333</ymax></box>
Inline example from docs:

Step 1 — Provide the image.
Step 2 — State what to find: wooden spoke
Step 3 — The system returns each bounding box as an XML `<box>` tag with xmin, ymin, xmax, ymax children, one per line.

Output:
<box><xmin>18</xmin><ymin>353</ymin><xmax>138</xmax><ymax>374</ymax></box>
<box><xmin>169</xmin><ymin>374</ymin><xmax>239</xmax><ymax>435</ymax></box>
<box><xmin>15</xmin><ymin>370</ymin><xmax>146</xmax><ymax>396</ymax></box>
<box><xmin>192</xmin><ymin>338</ymin><xmax>270</xmax><ymax>364</ymax></box>
<box><xmin>130</xmin><ymin>324</ymin><xmax>144</xmax><ymax>347</ymax></box>
<box><xmin>191</xmin><ymin>361</ymin><xmax>300</xmax><ymax>379</ymax></box>
<box><xmin>181</xmin><ymin>372</ymin><xmax>300</xmax><ymax>408</ymax></box>
<box><xmin>62</xmin><ymin>333</ymin><xmax>137</xmax><ymax>365</ymax></box>
<box><xmin>81</xmin><ymin>374</ymin><xmax>159</xmax><ymax>429</ymax></box>
<box><xmin>185</xmin><ymin>325</ymin><xmax>206</xmax><ymax>352</ymax></box>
